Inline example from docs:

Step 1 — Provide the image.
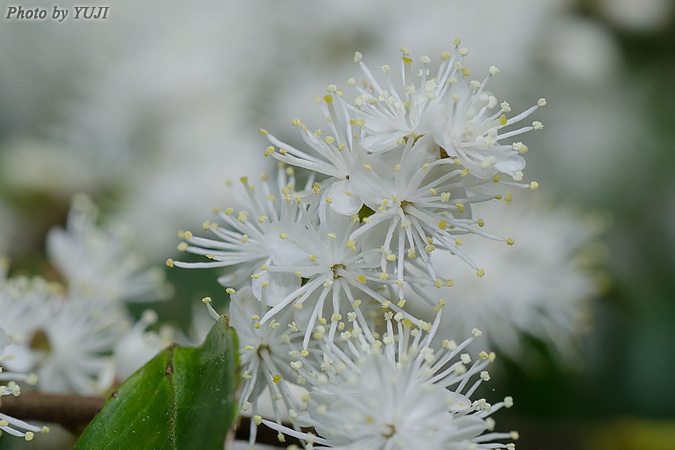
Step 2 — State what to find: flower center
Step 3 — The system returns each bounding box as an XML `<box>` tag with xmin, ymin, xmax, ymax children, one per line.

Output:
<box><xmin>399</xmin><ymin>200</ymin><xmax>412</xmax><ymax>211</ymax></box>
<box><xmin>331</xmin><ymin>264</ymin><xmax>345</xmax><ymax>279</ymax></box>
<box><xmin>256</xmin><ymin>344</ymin><xmax>270</xmax><ymax>359</ymax></box>
<box><xmin>29</xmin><ymin>329</ymin><xmax>51</xmax><ymax>352</ymax></box>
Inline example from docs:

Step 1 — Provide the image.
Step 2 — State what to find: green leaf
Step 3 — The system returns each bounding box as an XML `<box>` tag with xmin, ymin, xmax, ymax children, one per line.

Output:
<box><xmin>75</xmin><ymin>317</ymin><xmax>239</xmax><ymax>450</ymax></box>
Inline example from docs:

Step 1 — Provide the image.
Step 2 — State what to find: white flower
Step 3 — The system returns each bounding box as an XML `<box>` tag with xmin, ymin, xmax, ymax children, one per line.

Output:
<box><xmin>264</xmin><ymin>310</ymin><xmax>516</xmax><ymax>450</ymax></box>
<box><xmin>263</xmin><ymin>112</ymin><xmax>371</xmax><ymax>217</ymax></box>
<box><xmin>1</xmin><ymin>328</ymin><xmax>49</xmax><ymax>441</ymax></box>
<box><xmin>33</xmin><ymin>294</ymin><xmax>128</xmax><ymax>395</ymax></box>
<box><xmin>1</xmin><ymin>263</ymin><xmax>129</xmax><ymax>394</ymax></box>
<box><xmin>47</xmin><ymin>194</ymin><xmax>169</xmax><ymax>304</ymax></box>
<box><xmin>214</xmin><ymin>288</ymin><xmax>306</xmax><ymax>447</ymax></box>
<box><xmin>407</xmin><ymin>195</ymin><xmax>604</xmax><ymax>361</ymax></box>
<box><xmin>171</xmin><ymin>168</ymin><xmax>307</xmax><ymax>290</ymax></box>
<box><xmin>0</xmin><ymin>268</ymin><xmax>54</xmax><ymax>374</ymax></box>
<box><xmin>262</xmin><ymin>45</ymin><xmax>543</xmax><ymax>305</ymax></box>
<box><xmin>344</xmin><ymin>136</ymin><xmax>502</xmax><ymax>294</ymax></box>
<box><xmin>255</xmin><ymin>204</ymin><xmax>403</xmax><ymax>349</ymax></box>
<box><xmin>344</xmin><ymin>46</ymin><xmax>545</xmax><ymax>180</ymax></box>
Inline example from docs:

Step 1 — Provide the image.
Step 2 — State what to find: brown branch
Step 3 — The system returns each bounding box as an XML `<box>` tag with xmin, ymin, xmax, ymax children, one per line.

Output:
<box><xmin>0</xmin><ymin>392</ymin><xmax>105</xmax><ymax>430</ymax></box>
<box><xmin>0</xmin><ymin>392</ymin><xmax>299</xmax><ymax>447</ymax></box>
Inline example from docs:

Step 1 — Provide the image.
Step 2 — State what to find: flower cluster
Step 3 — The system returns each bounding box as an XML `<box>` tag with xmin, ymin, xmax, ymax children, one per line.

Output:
<box><xmin>0</xmin><ymin>195</ymin><xmax>172</xmax><ymax>399</ymax></box>
<box><xmin>175</xmin><ymin>42</ymin><xmax>546</xmax><ymax>449</ymax></box>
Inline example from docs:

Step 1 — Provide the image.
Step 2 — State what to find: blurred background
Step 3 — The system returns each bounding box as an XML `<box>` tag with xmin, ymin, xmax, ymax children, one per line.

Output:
<box><xmin>1</xmin><ymin>0</ymin><xmax>674</xmax><ymax>448</ymax></box>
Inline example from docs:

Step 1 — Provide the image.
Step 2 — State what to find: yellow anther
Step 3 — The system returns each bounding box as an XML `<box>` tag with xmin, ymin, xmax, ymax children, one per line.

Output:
<box><xmin>241</xmin><ymin>234</ymin><xmax>248</xmax><ymax>243</ymax></box>
<box><xmin>177</xmin><ymin>242</ymin><xmax>188</xmax><ymax>252</ymax></box>
<box><xmin>530</xmin><ymin>181</ymin><xmax>540</xmax><ymax>190</ymax></box>
<box><xmin>438</xmin><ymin>220</ymin><xmax>447</xmax><ymax>230</ymax></box>
<box><xmin>324</xmin><ymin>95</ymin><xmax>333</xmax><ymax>104</ymax></box>
<box><xmin>260</xmin><ymin>128</ymin><xmax>268</xmax><ymax>135</ymax></box>
<box><xmin>477</xmin><ymin>218</ymin><xmax>484</xmax><ymax>227</ymax></box>
<box><xmin>324</xmin><ymin>136</ymin><xmax>335</xmax><ymax>144</ymax></box>
<box><xmin>202</xmin><ymin>297</ymin><xmax>212</xmax><ymax>304</ymax></box>
<box><xmin>408</xmin><ymin>249</ymin><xmax>416</xmax><ymax>259</ymax></box>
<box><xmin>291</xmin><ymin>118</ymin><xmax>302</xmax><ymax>127</ymax></box>
<box><xmin>435</xmin><ymin>279</ymin><xmax>443</xmax><ymax>288</ymax></box>
<box><xmin>386</xmin><ymin>254</ymin><xmax>396</xmax><ymax>262</ymax></box>
<box><xmin>295</xmin><ymin>271</ymin><xmax>303</xmax><ymax>277</ymax></box>
<box><xmin>226</xmin><ymin>288</ymin><xmax>236</xmax><ymax>295</ymax></box>
<box><xmin>476</xmin><ymin>269</ymin><xmax>485</xmax><ymax>277</ymax></box>
<box><xmin>455</xmin><ymin>202</ymin><xmax>465</xmax><ymax>213</ymax></box>
<box><xmin>353</xmin><ymin>299</ymin><xmax>362</xmax><ymax>308</ymax></box>
<box><xmin>279</xmin><ymin>233</ymin><xmax>288</xmax><ymax>239</ymax></box>
<box><xmin>505</xmin><ymin>193</ymin><xmax>512</xmax><ymax>204</ymax></box>
<box><xmin>224</xmin><ymin>207</ymin><xmax>234</xmax><ymax>215</ymax></box>
<box><xmin>441</xmin><ymin>51</ymin><xmax>451</xmax><ymax>60</ymax></box>
<box><xmin>379</xmin><ymin>273</ymin><xmax>389</xmax><ymax>280</ymax></box>
<box><xmin>500</xmin><ymin>114</ymin><xmax>507</xmax><ymax>126</ymax></box>
<box><xmin>165</xmin><ymin>259</ymin><xmax>174</xmax><ymax>268</ymax></box>
<box><xmin>357</xmin><ymin>274</ymin><xmax>366</xmax><ymax>284</ymax></box>
<box><xmin>461</xmin><ymin>168</ymin><xmax>469</xmax><ymax>177</ymax></box>
<box><xmin>309</xmin><ymin>254</ymin><xmax>317</xmax><ymax>262</ymax></box>
<box><xmin>455</xmin><ymin>238</ymin><xmax>463</xmax><ymax>246</ymax></box>
<box><xmin>328</xmin><ymin>233</ymin><xmax>337</xmax><ymax>239</ymax></box>
<box><xmin>462</xmin><ymin>68</ymin><xmax>470</xmax><ymax>76</ymax></box>
<box><xmin>363</xmin><ymin>163</ymin><xmax>372</xmax><ymax>170</ymax></box>
<box><xmin>493</xmin><ymin>174</ymin><xmax>500</xmax><ymax>183</ymax></box>
<box><xmin>273</xmin><ymin>374</ymin><xmax>281</xmax><ymax>384</ymax></box>
<box><xmin>264</xmin><ymin>146</ymin><xmax>274</xmax><ymax>156</ymax></box>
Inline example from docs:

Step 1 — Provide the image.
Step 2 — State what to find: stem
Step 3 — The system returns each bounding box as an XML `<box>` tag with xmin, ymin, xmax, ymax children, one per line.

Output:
<box><xmin>0</xmin><ymin>392</ymin><xmax>104</xmax><ymax>430</ymax></box>
<box><xmin>0</xmin><ymin>392</ymin><xmax>300</xmax><ymax>447</ymax></box>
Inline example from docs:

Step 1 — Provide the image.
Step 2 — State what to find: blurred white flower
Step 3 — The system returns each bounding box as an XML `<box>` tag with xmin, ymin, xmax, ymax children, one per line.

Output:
<box><xmin>598</xmin><ymin>0</ymin><xmax>673</xmax><ymax>31</ymax></box>
<box><xmin>0</xmin><ymin>256</ymin><xmax>156</xmax><ymax>395</ymax></box>
<box><xmin>534</xmin><ymin>15</ymin><xmax>621</xmax><ymax>84</ymax></box>
<box><xmin>113</xmin><ymin>310</ymin><xmax>175</xmax><ymax>380</ymax></box>
<box><xmin>408</xmin><ymin>194</ymin><xmax>605</xmax><ymax>361</ymax></box>
<box><xmin>47</xmin><ymin>194</ymin><xmax>170</xmax><ymax>304</ymax></box>
<box><xmin>30</xmin><ymin>294</ymin><xmax>128</xmax><ymax>395</ymax></box>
